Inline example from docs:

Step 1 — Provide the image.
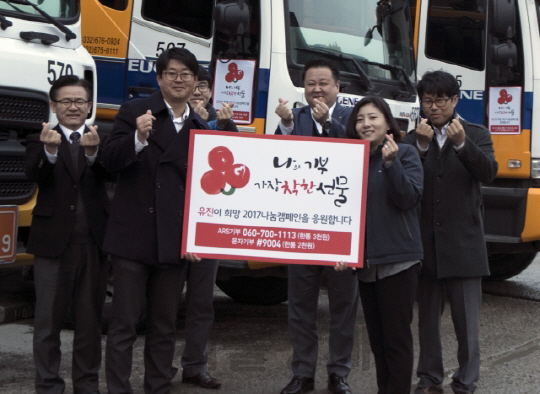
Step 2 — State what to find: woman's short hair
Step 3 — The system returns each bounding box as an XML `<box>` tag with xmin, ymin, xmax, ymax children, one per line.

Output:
<box><xmin>345</xmin><ymin>96</ymin><xmax>401</xmax><ymax>142</ymax></box>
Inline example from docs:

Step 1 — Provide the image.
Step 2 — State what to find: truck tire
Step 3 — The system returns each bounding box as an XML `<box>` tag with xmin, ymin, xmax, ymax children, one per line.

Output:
<box><xmin>216</xmin><ymin>276</ymin><xmax>288</xmax><ymax>305</ymax></box>
<box><xmin>486</xmin><ymin>252</ymin><xmax>537</xmax><ymax>281</ymax></box>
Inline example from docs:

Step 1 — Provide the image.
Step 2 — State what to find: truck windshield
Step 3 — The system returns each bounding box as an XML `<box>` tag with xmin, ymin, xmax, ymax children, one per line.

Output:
<box><xmin>0</xmin><ymin>0</ymin><xmax>78</xmax><ymax>19</ymax></box>
<box><xmin>286</xmin><ymin>0</ymin><xmax>416</xmax><ymax>84</ymax></box>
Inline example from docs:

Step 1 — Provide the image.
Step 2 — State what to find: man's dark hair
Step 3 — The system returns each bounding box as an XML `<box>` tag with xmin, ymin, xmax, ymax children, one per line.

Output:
<box><xmin>417</xmin><ymin>70</ymin><xmax>460</xmax><ymax>100</ymax></box>
<box><xmin>345</xmin><ymin>96</ymin><xmax>401</xmax><ymax>142</ymax></box>
<box><xmin>301</xmin><ymin>59</ymin><xmax>340</xmax><ymax>84</ymax></box>
<box><xmin>197</xmin><ymin>65</ymin><xmax>213</xmax><ymax>90</ymax></box>
<box><xmin>49</xmin><ymin>75</ymin><xmax>92</xmax><ymax>102</ymax></box>
<box><xmin>156</xmin><ymin>47</ymin><xmax>199</xmax><ymax>77</ymax></box>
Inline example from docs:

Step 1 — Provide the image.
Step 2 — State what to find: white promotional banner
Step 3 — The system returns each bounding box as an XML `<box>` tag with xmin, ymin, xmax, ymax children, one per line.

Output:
<box><xmin>213</xmin><ymin>59</ymin><xmax>256</xmax><ymax>125</ymax></box>
<box><xmin>182</xmin><ymin>131</ymin><xmax>369</xmax><ymax>266</ymax></box>
<box><xmin>489</xmin><ymin>86</ymin><xmax>521</xmax><ymax>134</ymax></box>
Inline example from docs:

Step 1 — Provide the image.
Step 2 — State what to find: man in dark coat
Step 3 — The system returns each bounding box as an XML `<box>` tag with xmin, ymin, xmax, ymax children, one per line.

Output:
<box><xmin>103</xmin><ymin>48</ymin><xmax>227</xmax><ymax>394</ymax></box>
<box><xmin>25</xmin><ymin>75</ymin><xmax>109</xmax><ymax>394</ymax></box>
<box><xmin>405</xmin><ymin>70</ymin><xmax>498</xmax><ymax>394</ymax></box>
<box><xmin>275</xmin><ymin>59</ymin><xmax>357</xmax><ymax>394</ymax></box>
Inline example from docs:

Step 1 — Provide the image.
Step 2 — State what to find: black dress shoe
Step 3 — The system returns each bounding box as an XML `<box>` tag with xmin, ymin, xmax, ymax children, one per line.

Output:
<box><xmin>182</xmin><ymin>371</ymin><xmax>222</xmax><ymax>389</ymax></box>
<box><xmin>280</xmin><ymin>375</ymin><xmax>315</xmax><ymax>394</ymax></box>
<box><xmin>327</xmin><ymin>373</ymin><xmax>352</xmax><ymax>394</ymax></box>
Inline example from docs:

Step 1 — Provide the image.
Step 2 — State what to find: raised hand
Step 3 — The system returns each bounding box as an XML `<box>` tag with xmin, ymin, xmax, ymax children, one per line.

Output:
<box><xmin>217</xmin><ymin>102</ymin><xmax>235</xmax><ymax>129</ymax></box>
<box><xmin>194</xmin><ymin>101</ymin><xmax>209</xmax><ymax>121</ymax></box>
<box><xmin>312</xmin><ymin>98</ymin><xmax>330</xmax><ymax>125</ymax></box>
<box><xmin>80</xmin><ymin>125</ymin><xmax>100</xmax><ymax>156</ymax></box>
<box><xmin>40</xmin><ymin>122</ymin><xmax>62</xmax><ymax>155</ymax></box>
<box><xmin>275</xmin><ymin>98</ymin><xmax>294</xmax><ymax>127</ymax></box>
<box><xmin>447</xmin><ymin>116</ymin><xmax>466</xmax><ymax>148</ymax></box>
<box><xmin>136</xmin><ymin>109</ymin><xmax>156</xmax><ymax>144</ymax></box>
<box><xmin>382</xmin><ymin>134</ymin><xmax>399</xmax><ymax>165</ymax></box>
<box><xmin>416</xmin><ymin>118</ymin><xmax>434</xmax><ymax>150</ymax></box>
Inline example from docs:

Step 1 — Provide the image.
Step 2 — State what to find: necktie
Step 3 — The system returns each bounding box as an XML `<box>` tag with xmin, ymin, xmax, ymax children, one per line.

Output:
<box><xmin>69</xmin><ymin>132</ymin><xmax>81</xmax><ymax>171</ymax></box>
<box><xmin>70</xmin><ymin>131</ymin><xmax>81</xmax><ymax>146</ymax></box>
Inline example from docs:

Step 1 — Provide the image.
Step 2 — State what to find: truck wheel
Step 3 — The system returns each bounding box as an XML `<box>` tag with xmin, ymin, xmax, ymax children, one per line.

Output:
<box><xmin>216</xmin><ymin>276</ymin><xmax>288</xmax><ymax>305</ymax></box>
<box><xmin>487</xmin><ymin>252</ymin><xmax>537</xmax><ymax>281</ymax></box>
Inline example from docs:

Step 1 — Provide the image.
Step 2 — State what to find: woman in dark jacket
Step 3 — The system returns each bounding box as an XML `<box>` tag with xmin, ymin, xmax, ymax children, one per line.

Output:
<box><xmin>338</xmin><ymin>96</ymin><xmax>423</xmax><ymax>394</ymax></box>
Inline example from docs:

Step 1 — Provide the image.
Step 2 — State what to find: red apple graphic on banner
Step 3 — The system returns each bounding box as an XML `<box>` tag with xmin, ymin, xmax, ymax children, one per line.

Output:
<box><xmin>201</xmin><ymin>146</ymin><xmax>250</xmax><ymax>195</ymax></box>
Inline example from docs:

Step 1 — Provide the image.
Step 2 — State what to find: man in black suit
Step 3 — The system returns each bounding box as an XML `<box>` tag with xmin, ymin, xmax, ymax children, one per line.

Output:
<box><xmin>405</xmin><ymin>70</ymin><xmax>498</xmax><ymax>394</ymax></box>
<box><xmin>275</xmin><ymin>59</ymin><xmax>358</xmax><ymax>394</ymax></box>
<box><xmin>103</xmin><ymin>48</ymin><xmax>227</xmax><ymax>394</ymax></box>
<box><xmin>25</xmin><ymin>75</ymin><xmax>109</xmax><ymax>394</ymax></box>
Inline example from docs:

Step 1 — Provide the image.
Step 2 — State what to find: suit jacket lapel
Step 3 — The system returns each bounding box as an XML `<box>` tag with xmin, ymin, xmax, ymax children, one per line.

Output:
<box><xmin>332</xmin><ymin>104</ymin><xmax>347</xmax><ymax>124</ymax></box>
<box><xmin>159</xmin><ymin>116</ymin><xmax>201</xmax><ymax>165</ymax></box>
<box><xmin>297</xmin><ymin>106</ymin><xmax>314</xmax><ymax>136</ymax></box>
<box><xmin>148</xmin><ymin>114</ymin><xmax>177</xmax><ymax>152</ymax></box>
<box><xmin>146</xmin><ymin>91</ymin><xmax>177</xmax><ymax>153</ymax></box>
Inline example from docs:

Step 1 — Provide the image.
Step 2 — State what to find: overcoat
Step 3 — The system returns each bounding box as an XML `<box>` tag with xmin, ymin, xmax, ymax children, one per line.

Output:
<box><xmin>364</xmin><ymin>143</ymin><xmax>424</xmax><ymax>265</ymax></box>
<box><xmin>25</xmin><ymin>125</ymin><xmax>110</xmax><ymax>257</ymax></box>
<box><xmin>274</xmin><ymin>102</ymin><xmax>351</xmax><ymax>137</ymax></box>
<box><xmin>102</xmin><ymin>91</ymin><xmax>230</xmax><ymax>265</ymax></box>
<box><xmin>405</xmin><ymin>116</ymin><xmax>498</xmax><ymax>278</ymax></box>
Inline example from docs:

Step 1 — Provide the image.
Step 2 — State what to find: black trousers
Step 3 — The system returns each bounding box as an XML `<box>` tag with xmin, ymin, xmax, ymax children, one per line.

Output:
<box><xmin>179</xmin><ymin>259</ymin><xmax>219</xmax><ymax>377</ymax></box>
<box><xmin>33</xmin><ymin>243</ymin><xmax>107</xmax><ymax>394</ymax></box>
<box><xmin>105</xmin><ymin>257</ymin><xmax>186</xmax><ymax>394</ymax></box>
<box><xmin>288</xmin><ymin>264</ymin><xmax>359</xmax><ymax>378</ymax></box>
<box><xmin>358</xmin><ymin>263</ymin><xmax>420</xmax><ymax>394</ymax></box>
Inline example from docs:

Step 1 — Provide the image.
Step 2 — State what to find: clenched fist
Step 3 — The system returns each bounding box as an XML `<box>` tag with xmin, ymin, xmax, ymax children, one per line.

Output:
<box><xmin>136</xmin><ymin>109</ymin><xmax>156</xmax><ymax>144</ymax></box>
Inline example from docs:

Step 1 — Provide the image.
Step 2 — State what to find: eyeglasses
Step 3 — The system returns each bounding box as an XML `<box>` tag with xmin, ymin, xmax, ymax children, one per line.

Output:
<box><xmin>163</xmin><ymin>71</ymin><xmax>194</xmax><ymax>82</ymax></box>
<box><xmin>421</xmin><ymin>97</ymin><xmax>453</xmax><ymax>108</ymax></box>
<box><xmin>54</xmin><ymin>99</ymin><xmax>89</xmax><ymax>108</ymax></box>
<box><xmin>194</xmin><ymin>84</ymin><xmax>210</xmax><ymax>93</ymax></box>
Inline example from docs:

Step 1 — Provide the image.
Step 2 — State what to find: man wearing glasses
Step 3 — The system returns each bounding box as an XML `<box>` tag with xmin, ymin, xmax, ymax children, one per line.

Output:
<box><xmin>103</xmin><ymin>48</ymin><xmax>223</xmax><ymax>393</ymax></box>
<box><xmin>405</xmin><ymin>70</ymin><xmax>498</xmax><ymax>394</ymax></box>
<box><xmin>189</xmin><ymin>65</ymin><xmax>236</xmax><ymax>131</ymax></box>
<box><xmin>25</xmin><ymin>75</ymin><xmax>109</xmax><ymax>394</ymax></box>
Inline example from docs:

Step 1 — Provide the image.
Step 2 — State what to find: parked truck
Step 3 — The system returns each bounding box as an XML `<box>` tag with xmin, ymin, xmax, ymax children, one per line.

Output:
<box><xmin>412</xmin><ymin>0</ymin><xmax>540</xmax><ymax>280</ymax></box>
<box><xmin>80</xmin><ymin>0</ymin><xmax>419</xmax><ymax>303</ymax></box>
<box><xmin>0</xmin><ymin>0</ymin><xmax>97</xmax><ymax>268</ymax></box>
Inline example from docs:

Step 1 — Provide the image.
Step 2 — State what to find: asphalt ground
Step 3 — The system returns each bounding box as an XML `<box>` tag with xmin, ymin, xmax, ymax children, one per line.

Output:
<box><xmin>1</xmin><ymin>259</ymin><xmax>540</xmax><ymax>393</ymax></box>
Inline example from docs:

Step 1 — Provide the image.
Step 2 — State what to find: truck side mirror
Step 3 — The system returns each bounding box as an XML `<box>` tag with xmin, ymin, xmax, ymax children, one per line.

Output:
<box><xmin>489</xmin><ymin>0</ymin><xmax>516</xmax><ymax>39</ymax></box>
<box><xmin>491</xmin><ymin>41</ymin><xmax>517</xmax><ymax>68</ymax></box>
<box><xmin>214</xmin><ymin>0</ymin><xmax>250</xmax><ymax>38</ymax></box>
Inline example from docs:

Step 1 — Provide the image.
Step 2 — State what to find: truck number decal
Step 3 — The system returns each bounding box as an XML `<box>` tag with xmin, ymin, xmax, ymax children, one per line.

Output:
<box><xmin>47</xmin><ymin>60</ymin><xmax>74</xmax><ymax>85</ymax></box>
<box><xmin>156</xmin><ymin>42</ymin><xmax>186</xmax><ymax>57</ymax></box>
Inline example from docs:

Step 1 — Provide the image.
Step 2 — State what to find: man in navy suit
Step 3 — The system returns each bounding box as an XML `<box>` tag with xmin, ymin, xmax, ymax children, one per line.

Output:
<box><xmin>25</xmin><ymin>75</ymin><xmax>109</xmax><ymax>394</ymax></box>
<box><xmin>275</xmin><ymin>59</ymin><xmax>358</xmax><ymax>394</ymax></box>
